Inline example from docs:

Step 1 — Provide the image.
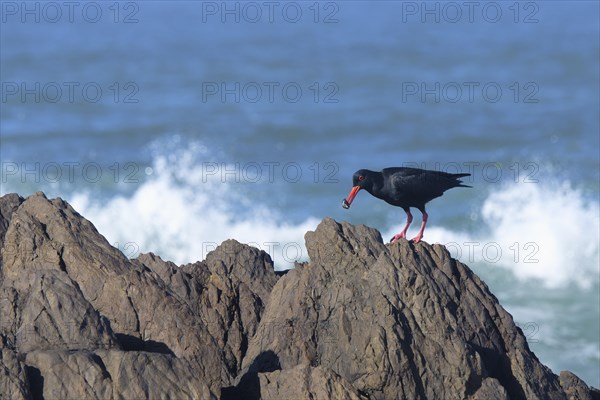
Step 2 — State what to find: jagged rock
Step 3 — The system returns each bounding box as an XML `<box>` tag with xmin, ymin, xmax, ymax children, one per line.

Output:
<box><xmin>22</xmin><ymin>349</ymin><xmax>217</xmax><ymax>400</ymax></box>
<box><xmin>258</xmin><ymin>363</ymin><xmax>367</xmax><ymax>400</ymax></box>
<box><xmin>134</xmin><ymin>252</ymin><xmax>183</xmax><ymax>293</ymax></box>
<box><xmin>0</xmin><ymin>193</ymin><xmax>23</xmax><ymax>249</ymax></box>
<box><xmin>192</xmin><ymin>240</ymin><xmax>278</xmax><ymax>374</ymax></box>
<box><xmin>0</xmin><ymin>193</ymin><xmax>597</xmax><ymax>399</ymax></box>
<box><xmin>559</xmin><ymin>370</ymin><xmax>600</xmax><ymax>400</ymax></box>
<box><xmin>471</xmin><ymin>377</ymin><xmax>510</xmax><ymax>400</ymax></box>
<box><xmin>135</xmin><ymin>239</ymin><xmax>278</xmax><ymax>377</ymax></box>
<box><xmin>240</xmin><ymin>218</ymin><xmax>574</xmax><ymax>399</ymax></box>
<box><xmin>16</xmin><ymin>269</ymin><xmax>117</xmax><ymax>352</ymax></box>
<box><xmin>0</xmin><ymin>347</ymin><xmax>31</xmax><ymax>400</ymax></box>
<box><xmin>24</xmin><ymin>350</ymin><xmax>113</xmax><ymax>399</ymax></box>
<box><xmin>0</xmin><ymin>193</ymin><xmax>230</xmax><ymax>394</ymax></box>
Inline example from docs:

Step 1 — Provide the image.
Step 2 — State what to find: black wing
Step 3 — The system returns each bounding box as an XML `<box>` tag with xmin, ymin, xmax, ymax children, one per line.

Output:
<box><xmin>383</xmin><ymin>167</ymin><xmax>470</xmax><ymax>206</ymax></box>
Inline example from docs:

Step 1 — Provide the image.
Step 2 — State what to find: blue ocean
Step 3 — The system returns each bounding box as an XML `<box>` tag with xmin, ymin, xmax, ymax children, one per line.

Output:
<box><xmin>1</xmin><ymin>1</ymin><xmax>598</xmax><ymax>386</ymax></box>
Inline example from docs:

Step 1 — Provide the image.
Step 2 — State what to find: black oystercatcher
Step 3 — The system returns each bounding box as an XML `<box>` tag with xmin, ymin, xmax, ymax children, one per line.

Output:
<box><xmin>342</xmin><ymin>168</ymin><xmax>471</xmax><ymax>243</ymax></box>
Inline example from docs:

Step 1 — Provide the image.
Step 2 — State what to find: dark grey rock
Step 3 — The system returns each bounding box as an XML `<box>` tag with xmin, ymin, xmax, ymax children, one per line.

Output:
<box><xmin>0</xmin><ymin>347</ymin><xmax>32</xmax><ymax>400</ymax></box>
<box><xmin>240</xmin><ymin>218</ymin><xmax>578</xmax><ymax>399</ymax></box>
<box><xmin>258</xmin><ymin>363</ymin><xmax>367</xmax><ymax>400</ymax></box>
<box><xmin>559</xmin><ymin>370</ymin><xmax>598</xmax><ymax>400</ymax></box>
<box><xmin>16</xmin><ymin>269</ymin><xmax>117</xmax><ymax>352</ymax></box>
<box><xmin>0</xmin><ymin>194</ymin><xmax>597</xmax><ymax>400</ymax></box>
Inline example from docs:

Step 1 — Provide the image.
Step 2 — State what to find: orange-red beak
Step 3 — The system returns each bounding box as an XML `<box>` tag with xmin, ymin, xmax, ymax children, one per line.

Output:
<box><xmin>342</xmin><ymin>186</ymin><xmax>361</xmax><ymax>209</ymax></box>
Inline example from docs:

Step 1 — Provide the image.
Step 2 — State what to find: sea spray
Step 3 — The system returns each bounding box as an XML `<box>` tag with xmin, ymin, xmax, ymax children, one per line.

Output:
<box><xmin>69</xmin><ymin>144</ymin><xmax>319</xmax><ymax>269</ymax></box>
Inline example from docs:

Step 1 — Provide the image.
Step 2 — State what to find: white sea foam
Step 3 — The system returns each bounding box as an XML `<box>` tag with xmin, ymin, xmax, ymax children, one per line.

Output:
<box><xmin>383</xmin><ymin>181</ymin><xmax>600</xmax><ymax>289</ymax></box>
<box><xmin>6</xmin><ymin>140</ymin><xmax>597</xmax><ymax>287</ymax></box>
<box><xmin>68</xmin><ymin>148</ymin><xmax>599</xmax><ymax>285</ymax></box>
<box><xmin>69</xmin><ymin>143</ymin><xmax>319</xmax><ymax>269</ymax></box>
<box><xmin>480</xmin><ymin>181</ymin><xmax>599</xmax><ymax>289</ymax></box>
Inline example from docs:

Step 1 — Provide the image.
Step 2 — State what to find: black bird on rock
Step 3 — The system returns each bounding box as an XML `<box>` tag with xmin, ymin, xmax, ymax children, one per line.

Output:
<box><xmin>342</xmin><ymin>167</ymin><xmax>471</xmax><ymax>243</ymax></box>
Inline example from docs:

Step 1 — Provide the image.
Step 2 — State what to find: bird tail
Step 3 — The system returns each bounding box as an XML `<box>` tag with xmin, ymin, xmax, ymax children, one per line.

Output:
<box><xmin>453</xmin><ymin>173</ymin><xmax>472</xmax><ymax>188</ymax></box>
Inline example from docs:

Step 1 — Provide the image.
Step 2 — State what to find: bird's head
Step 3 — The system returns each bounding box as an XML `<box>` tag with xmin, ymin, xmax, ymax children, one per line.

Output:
<box><xmin>342</xmin><ymin>169</ymin><xmax>373</xmax><ymax>209</ymax></box>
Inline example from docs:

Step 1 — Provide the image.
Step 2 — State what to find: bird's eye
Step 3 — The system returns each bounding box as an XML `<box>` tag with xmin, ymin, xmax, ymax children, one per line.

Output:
<box><xmin>358</xmin><ymin>175</ymin><xmax>364</xmax><ymax>181</ymax></box>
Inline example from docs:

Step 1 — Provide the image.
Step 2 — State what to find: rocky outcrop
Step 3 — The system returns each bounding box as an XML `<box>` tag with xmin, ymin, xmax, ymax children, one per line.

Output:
<box><xmin>0</xmin><ymin>192</ymin><xmax>276</xmax><ymax>398</ymax></box>
<box><xmin>559</xmin><ymin>371</ymin><xmax>600</xmax><ymax>400</ymax></box>
<box><xmin>0</xmin><ymin>192</ymin><xmax>597</xmax><ymax>399</ymax></box>
<box><xmin>236</xmin><ymin>218</ymin><xmax>571</xmax><ymax>400</ymax></box>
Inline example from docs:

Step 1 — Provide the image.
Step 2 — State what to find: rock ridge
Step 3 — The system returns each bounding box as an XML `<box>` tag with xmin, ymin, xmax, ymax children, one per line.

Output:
<box><xmin>0</xmin><ymin>192</ymin><xmax>598</xmax><ymax>399</ymax></box>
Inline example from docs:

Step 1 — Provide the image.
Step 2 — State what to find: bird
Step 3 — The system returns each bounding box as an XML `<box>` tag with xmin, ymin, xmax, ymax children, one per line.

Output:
<box><xmin>342</xmin><ymin>167</ymin><xmax>471</xmax><ymax>243</ymax></box>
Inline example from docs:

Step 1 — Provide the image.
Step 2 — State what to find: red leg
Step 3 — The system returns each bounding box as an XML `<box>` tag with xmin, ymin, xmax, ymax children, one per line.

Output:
<box><xmin>411</xmin><ymin>211</ymin><xmax>428</xmax><ymax>243</ymax></box>
<box><xmin>391</xmin><ymin>210</ymin><xmax>413</xmax><ymax>242</ymax></box>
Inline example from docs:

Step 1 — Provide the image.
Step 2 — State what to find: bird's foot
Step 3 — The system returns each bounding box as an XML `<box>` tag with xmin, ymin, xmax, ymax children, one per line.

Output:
<box><xmin>390</xmin><ymin>232</ymin><xmax>406</xmax><ymax>242</ymax></box>
<box><xmin>410</xmin><ymin>234</ymin><xmax>423</xmax><ymax>243</ymax></box>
